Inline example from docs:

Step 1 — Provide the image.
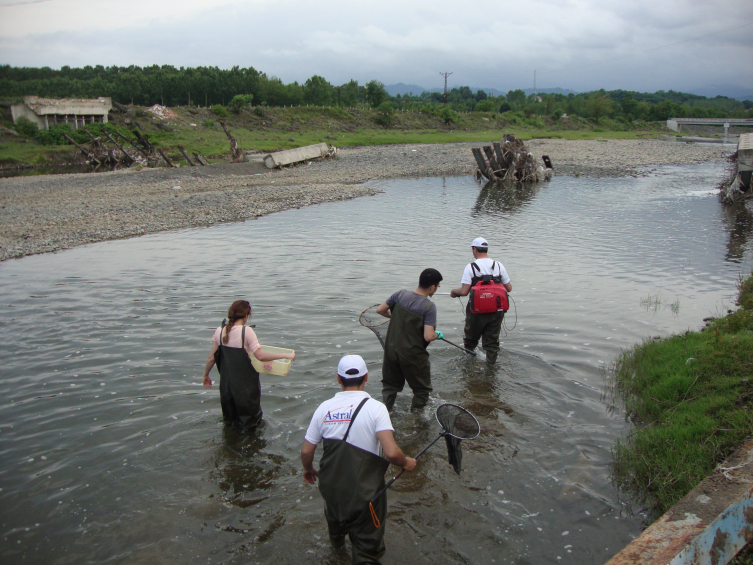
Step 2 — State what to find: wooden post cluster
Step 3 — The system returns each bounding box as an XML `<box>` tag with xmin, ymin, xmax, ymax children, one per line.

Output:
<box><xmin>472</xmin><ymin>134</ymin><xmax>552</xmax><ymax>183</ymax></box>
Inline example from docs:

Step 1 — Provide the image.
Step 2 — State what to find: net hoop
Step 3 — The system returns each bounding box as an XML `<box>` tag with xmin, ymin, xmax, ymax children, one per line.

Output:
<box><xmin>435</xmin><ymin>403</ymin><xmax>481</xmax><ymax>441</ymax></box>
<box><xmin>359</xmin><ymin>304</ymin><xmax>389</xmax><ymax>328</ymax></box>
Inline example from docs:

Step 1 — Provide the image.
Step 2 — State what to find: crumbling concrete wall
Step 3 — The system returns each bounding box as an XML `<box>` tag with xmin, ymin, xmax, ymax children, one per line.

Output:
<box><xmin>11</xmin><ymin>96</ymin><xmax>112</xmax><ymax>130</ymax></box>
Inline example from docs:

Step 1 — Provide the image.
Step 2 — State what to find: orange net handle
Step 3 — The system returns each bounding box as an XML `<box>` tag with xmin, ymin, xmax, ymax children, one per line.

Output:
<box><xmin>369</xmin><ymin>501</ymin><xmax>381</xmax><ymax>529</ymax></box>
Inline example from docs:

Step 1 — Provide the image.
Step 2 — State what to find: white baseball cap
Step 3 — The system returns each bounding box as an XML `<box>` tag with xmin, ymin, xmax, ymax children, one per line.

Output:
<box><xmin>337</xmin><ymin>354</ymin><xmax>368</xmax><ymax>379</ymax></box>
<box><xmin>471</xmin><ymin>237</ymin><xmax>488</xmax><ymax>248</ymax></box>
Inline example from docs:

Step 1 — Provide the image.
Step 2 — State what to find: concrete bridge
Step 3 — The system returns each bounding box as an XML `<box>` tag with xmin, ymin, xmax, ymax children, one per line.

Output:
<box><xmin>667</xmin><ymin>117</ymin><xmax>753</xmax><ymax>136</ymax></box>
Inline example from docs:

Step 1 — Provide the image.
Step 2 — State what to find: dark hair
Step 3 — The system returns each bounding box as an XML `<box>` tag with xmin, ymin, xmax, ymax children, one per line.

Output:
<box><xmin>473</xmin><ymin>246</ymin><xmax>489</xmax><ymax>253</ymax></box>
<box><xmin>223</xmin><ymin>300</ymin><xmax>251</xmax><ymax>344</ymax></box>
<box><xmin>419</xmin><ymin>268</ymin><xmax>443</xmax><ymax>289</ymax></box>
<box><xmin>340</xmin><ymin>374</ymin><xmax>367</xmax><ymax>387</ymax></box>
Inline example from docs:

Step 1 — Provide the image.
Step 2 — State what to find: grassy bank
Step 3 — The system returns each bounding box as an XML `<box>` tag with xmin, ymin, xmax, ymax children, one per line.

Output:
<box><xmin>611</xmin><ymin>274</ymin><xmax>753</xmax><ymax>517</ymax></box>
<box><xmin>1</xmin><ymin>103</ymin><xmax>668</xmax><ymax>168</ymax></box>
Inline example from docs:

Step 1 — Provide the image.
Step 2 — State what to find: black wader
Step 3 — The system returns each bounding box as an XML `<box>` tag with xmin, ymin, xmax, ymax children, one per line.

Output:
<box><xmin>381</xmin><ymin>299</ymin><xmax>432</xmax><ymax>411</ymax></box>
<box><xmin>214</xmin><ymin>326</ymin><xmax>263</xmax><ymax>431</ymax></box>
<box><xmin>464</xmin><ymin>262</ymin><xmax>505</xmax><ymax>364</ymax></box>
<box><xmin>318</xmin><ymin>398</ymin><xmax>391</xmax><ymax>565</ymax></box>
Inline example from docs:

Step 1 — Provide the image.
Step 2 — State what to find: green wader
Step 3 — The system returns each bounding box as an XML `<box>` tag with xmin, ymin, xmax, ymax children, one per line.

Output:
<box><xmin>214</xmin><ymin>325</ymin><xmax>263</xmax><ymax>431</ymax></box>
<box><xmin>318</xmin><ymin>398</ymin><xmax>391</xmax><ymax>565</ymax></box>
<box><xmin>381</xmin><ymin>301</ymin><xmax>432</xmax><ymax>411</ymax></box>
<box><xmin>463</xmin><ymin>304</ymin><xmax>504</xmax><ymax>364</ymax></box>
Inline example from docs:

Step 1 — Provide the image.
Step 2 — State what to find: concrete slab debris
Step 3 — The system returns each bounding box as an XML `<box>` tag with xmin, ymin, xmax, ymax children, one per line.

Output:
<box><xmin>605</xmin><ymin>439</ymin><xmax>753</xmax><ymax>565</ymax></box>
<box><xmin>264</xmin><ymin>143</ymin><xmax>334</xmax><ymax>169</ymax></box>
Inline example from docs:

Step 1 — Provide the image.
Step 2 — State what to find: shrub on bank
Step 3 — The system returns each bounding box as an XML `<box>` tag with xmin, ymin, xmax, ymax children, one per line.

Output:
<box><xmin>34</xmin><ymin>122</ymin><xmax>121</xmax><ymax>146</ymax></box>
<box><xmin>211</xmin><ymin>104</ymin><xmax>229</xmax><ymax>118</ymax></box>
<box><xmin>13</xmin><ymin>116</ymin><xmax>38</xmax><ymax>137</ymax></box>
<box><xmin>611</xmin><ymin>273</ymin><xmax>753</xmax><ymax>516</ymax></box>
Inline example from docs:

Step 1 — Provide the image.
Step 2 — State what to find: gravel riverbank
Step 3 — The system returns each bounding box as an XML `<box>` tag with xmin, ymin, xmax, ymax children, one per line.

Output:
<box><xmin>0</xmin><ymin>138</ymin><xmax>728</xmax><ymax>262</ymax></box>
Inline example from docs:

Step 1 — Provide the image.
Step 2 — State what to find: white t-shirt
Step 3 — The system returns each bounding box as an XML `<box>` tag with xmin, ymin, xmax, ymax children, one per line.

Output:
<box><xmin>460</xmin><ymin>258</ymin><xmax>510</xmax><ymax>286</ymax></box>
<box><xmin>305</xmin><ymin>391</ymin><xmax>394</xmax><ymax>456</ymax></box>
<box><xmin>212</xmin><ymin>325</ymin><xmax>261</xmax><ymax>356</ymax></box>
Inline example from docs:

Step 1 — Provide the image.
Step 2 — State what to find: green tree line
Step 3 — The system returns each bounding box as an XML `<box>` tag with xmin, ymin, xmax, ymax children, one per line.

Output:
<box><xmin>1</xmin><ymin>64</ymin><xmax>751</xmax><ymax>121</ymax></box>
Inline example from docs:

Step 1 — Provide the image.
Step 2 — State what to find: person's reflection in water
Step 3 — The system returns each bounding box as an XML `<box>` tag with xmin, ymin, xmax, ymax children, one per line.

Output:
<box><xmin>209</xmin><ymin>427</ymin><xmax>282</xmax><ymax>508</ymax></box>
<box><xmin>722</xmin><ymin>200</ymin><xmax>753</xmax><ymax>263</ymax></box>
<box><xmin>472</xmin><ymin>180</ymin><xmax>542</xmax><ymax>217</ymax></box>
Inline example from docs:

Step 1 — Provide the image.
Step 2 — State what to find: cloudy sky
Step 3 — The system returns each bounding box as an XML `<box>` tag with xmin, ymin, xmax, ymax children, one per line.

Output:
<box><xmin>1</xmin><ymin>0</ymin><xmax>752</xmax><ymax>97</ymax></box>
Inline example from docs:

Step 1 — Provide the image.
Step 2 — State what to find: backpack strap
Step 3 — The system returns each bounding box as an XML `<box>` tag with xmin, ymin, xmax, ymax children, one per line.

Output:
<box><xmin>342</xmin><ymin>397</ymin><xmax>370</xmax><ymax>442</ymax></box>
<box><xmin>470</xmin><ymin>262</ymin><xmax>481</xmax><ymax>277</ymax></box>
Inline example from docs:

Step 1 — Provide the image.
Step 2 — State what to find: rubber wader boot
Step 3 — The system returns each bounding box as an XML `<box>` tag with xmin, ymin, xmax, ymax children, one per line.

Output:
<box><xmin>381</xmin><ymin>298</ymin><xmax>432</xmax><ymax>410</ymax></box>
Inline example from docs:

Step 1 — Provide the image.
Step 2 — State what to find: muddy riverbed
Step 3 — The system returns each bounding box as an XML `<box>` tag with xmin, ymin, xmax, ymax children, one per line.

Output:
<box><xmin>0</xmin><ymin>139</ymin><xmax>727</xmax><ymax>262</ymax></box>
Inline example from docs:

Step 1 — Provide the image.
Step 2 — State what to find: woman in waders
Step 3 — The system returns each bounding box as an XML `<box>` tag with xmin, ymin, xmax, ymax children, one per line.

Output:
<box><xmin>202</xmin><ymin>300</ymin><xmax>295</xmax><ymax>432</ymax></box>
<box><xmin>301</xmin><ymin>355</ymin><xmax>416</xmax><ymax>564</ymax></box>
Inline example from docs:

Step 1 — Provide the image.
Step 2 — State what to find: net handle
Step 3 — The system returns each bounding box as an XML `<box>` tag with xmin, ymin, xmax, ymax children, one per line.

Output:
<box><xmin>365</xmin><ymin>404</ymin><xmax>480</xmax><ymax>528</ymax></box>
<box><xmin>369</xmin><ymin>432</ymin><xmax>445</xmax><ymax>506</ymax></box>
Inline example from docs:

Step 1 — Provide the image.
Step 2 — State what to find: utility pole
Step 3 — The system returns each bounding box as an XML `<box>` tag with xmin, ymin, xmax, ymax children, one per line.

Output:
<box><xmin>439</xmin><ymin>71</ymin><xmax>453</xmax><ymax>105</ymax></box>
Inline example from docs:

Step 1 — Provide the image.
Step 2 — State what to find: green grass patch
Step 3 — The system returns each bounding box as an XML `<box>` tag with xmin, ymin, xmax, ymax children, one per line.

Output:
<box><xmin>611</xmin><ymin>274</ymin><xmax>753</xmax><ymax>517</ymax></box>
<box><xmin>0</xmin><ymin>103</ymin><xmax>668</xmax><ymax>167</ymax></box>
<box><xmin>0</xmin><ymin>141</ymin><xmax>71</xmax><ymax>166</ymax></box>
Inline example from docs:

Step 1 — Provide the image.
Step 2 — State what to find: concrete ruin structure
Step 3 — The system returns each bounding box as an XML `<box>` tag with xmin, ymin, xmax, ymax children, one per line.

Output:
<box><xmin>11</xmin><ymin>96</ymin><xmax>112</xmax><ymax>130</ymax></box>
<box><xmin>666</xmin><ymin>117</ymin><xmax>753</xmax><ymax>137</ymax></box>
<box><xmin>738</xmin><ymin>133</ymin><xmax>753</xmax><ymax>190</ymax></box>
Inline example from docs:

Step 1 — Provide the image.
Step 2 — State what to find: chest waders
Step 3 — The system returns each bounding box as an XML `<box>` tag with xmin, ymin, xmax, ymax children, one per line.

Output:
<box><xmin>318</xmin><ymin>398</ymin><xmax>391</xmax><ymax>564</ymax></box>
<box><xmin>464</xmin><ymin>263</ymin><xmax>505</xmax><ymax>364</ymax></box>
<box><xmin>214</xmin><ymin>325</ymin><xmax>263</xmax><ymax>431</ymax></box>
<box><xmin>381</xmin><ymin>299</ymin><xmax>433</xmax><ymax>411</ymax></box>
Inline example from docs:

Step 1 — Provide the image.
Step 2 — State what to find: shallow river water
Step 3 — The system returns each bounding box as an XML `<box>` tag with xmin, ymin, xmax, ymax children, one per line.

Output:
<box><xmin>2</xmin><ymin>162</ymin><xmax>753</xmax><ymax>565</ymax></box>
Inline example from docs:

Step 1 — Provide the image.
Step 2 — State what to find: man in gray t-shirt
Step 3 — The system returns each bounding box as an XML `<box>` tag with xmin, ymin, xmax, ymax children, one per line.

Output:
<box><xmin>376</xmin><ymin>268</ymin><xmax>443</xmax><ymax>411</ymax></box>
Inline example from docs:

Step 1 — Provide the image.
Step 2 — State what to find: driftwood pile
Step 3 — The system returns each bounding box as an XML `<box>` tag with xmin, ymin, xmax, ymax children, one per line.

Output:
<box><xmin>63</xmin><ymin>122</ymin><xmax>247</xmax><ymax>171</ymax></box>
<box><xmin>472</xmin><ymin>134</ymin><xmax>552</xmax><ymax>183</ymax></box>
<box><xmin>64</xmin><ymin>128</ymin><xmax>179</xmax><ymax>170</ymax></box>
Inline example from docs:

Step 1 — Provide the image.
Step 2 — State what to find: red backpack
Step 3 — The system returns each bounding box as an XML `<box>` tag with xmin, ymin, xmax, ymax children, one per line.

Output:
<box><xmin>468</xmin><ymin>262</ymin><xmax>509</xmax><ymax>314</ymax></box>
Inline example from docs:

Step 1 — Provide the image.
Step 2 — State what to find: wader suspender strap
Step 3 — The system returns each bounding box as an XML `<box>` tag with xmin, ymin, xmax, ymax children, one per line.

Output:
<box><xmin>342</xmin><ymin>397</ymin><xmax>370</xmax><ymax>442</ymax></box>
<box><xmin>241</xmin><ymin>326</ymin><xmax>245</xmax><ymax>351</ymax></box>
<box><xmin>471</xmin><ymin>261</ymin><xmax>498</xmax><ymax>281</ymax></box>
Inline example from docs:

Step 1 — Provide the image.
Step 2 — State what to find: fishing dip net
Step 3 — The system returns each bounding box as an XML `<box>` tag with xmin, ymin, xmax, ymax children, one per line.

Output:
<box><xmin>436</xmin><ymin>403</ymin><xmax>480</xmax><ymax>474</ymax></box>
<box><xmin>359</xmin><ymin>304</ymin><xmax>389</xmax><ymax>349</ymax></box>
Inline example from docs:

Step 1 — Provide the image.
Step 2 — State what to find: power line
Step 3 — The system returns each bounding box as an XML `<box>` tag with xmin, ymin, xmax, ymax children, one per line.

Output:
<box><xmin>439</xmin><ymin>71</ymin><xmax>453</xmax><ymax>104</ymax></box>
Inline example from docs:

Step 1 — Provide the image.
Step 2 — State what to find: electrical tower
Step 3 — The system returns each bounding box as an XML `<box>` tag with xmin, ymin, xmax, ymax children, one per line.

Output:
<box><xmin>439</xmin><ymin>72</ymin><xmax>453</xmax><ymax>104</ymax></box>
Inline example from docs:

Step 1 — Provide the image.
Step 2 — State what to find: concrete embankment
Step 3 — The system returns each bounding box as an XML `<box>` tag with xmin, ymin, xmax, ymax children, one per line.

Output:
<box><xmin>606</xmin><ymin>440</ymin><xmax>753</xmax><ymax>565</ymax></box>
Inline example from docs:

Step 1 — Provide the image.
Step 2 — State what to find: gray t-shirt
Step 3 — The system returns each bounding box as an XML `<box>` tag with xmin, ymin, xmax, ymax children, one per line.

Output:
<box><xmin>385</xmin><ymin>290</ymin><xmax>437</xmax><ymax>327</ymax></box>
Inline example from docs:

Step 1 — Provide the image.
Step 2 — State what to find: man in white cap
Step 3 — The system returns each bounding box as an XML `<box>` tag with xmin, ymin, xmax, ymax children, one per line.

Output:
<box><xmin>301</xmin><ymin>354</ymin><xmax>416</xmax><ymax>564</ymax></box>
<box><xmin>450</xmin><ymin>237</ymin><xmax>512</xmax><ymax>363</ymax></box>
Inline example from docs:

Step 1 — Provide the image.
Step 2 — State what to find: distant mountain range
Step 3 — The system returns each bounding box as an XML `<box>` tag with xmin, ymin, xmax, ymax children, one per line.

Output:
<box><xmin>685</xmin><ymin>85</ymin><xmax>753</xmax><ymax>101</ymax></box>
<box><xmin>385</xmin><ymin>83</ymin><xmax>753</xmax><ymax>101</ymax></box>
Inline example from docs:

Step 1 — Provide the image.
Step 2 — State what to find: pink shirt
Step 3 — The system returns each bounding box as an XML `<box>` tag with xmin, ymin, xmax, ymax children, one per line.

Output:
<box><xmin>212</xmin><ymin>325</ymin><xmax>261</xmax><ymax>356</ymax></box>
